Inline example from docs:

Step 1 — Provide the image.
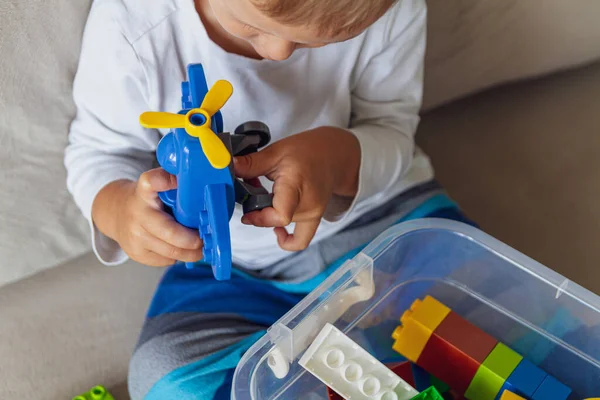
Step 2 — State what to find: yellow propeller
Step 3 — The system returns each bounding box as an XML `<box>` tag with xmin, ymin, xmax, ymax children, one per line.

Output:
<box><xmin>140</xmin><ymin>80</ymin><xmax>234</xmax><ymax>169</ymax></box>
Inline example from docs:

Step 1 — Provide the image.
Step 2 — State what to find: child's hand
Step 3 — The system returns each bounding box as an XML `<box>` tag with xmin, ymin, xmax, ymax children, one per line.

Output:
<box><xmin>92</xmin><ymin>169</ymin><xmax>203</xmax><ymax>266</ymax></box>
<box><xmin>234</xmin><ymin>127</ymin><xmax>361</xmax><ymax>251</ymax></box>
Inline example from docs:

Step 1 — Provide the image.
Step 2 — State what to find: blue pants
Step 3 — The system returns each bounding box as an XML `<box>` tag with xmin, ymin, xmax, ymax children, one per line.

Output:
<box><xmin>128</xmin><ymin>182</ymin><xmax>475</xmax><ymax>399</ymax></box>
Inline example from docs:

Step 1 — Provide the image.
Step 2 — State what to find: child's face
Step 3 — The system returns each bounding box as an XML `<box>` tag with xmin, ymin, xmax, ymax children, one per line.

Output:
<box><xmin>208</xmin><ymin>0</ymin><xmax>374</xmax><ymax>61</ymax></box>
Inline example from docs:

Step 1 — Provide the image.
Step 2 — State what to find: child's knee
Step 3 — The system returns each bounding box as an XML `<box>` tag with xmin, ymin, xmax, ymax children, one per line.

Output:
<box><xmin>128</xmin><ymin>340</ymin><xmax>173</xmax><ymax>400</ymax></box>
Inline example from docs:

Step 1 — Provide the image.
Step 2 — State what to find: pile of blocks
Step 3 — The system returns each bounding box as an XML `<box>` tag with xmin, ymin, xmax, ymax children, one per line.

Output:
<box><xmin>391</xmin><ymin>296</ymin><xmax>572</xmax><ymax>400</ymax></box>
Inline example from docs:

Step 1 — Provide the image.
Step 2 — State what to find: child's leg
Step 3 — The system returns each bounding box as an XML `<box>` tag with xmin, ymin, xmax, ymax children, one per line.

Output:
<box><xmin>128</xmin><ymin>181</ymin><xmax>475</xmax><ymax>399</ymax></box>
<box><xmin>128</xmin><ymin>266</ymin><xmax>304</xmax><ymax>400</ymax></box>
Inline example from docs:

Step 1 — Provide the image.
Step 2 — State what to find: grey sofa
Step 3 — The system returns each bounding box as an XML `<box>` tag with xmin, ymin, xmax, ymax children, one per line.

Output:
<box><xmin>1</xmin><ymin>0</ymin><xmax>600</xmax><ymax>398</ymax></box>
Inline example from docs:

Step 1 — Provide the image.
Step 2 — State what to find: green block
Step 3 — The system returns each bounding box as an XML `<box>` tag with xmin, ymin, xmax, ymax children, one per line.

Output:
<box><xmin>410</xmin><ymin>386</ymin><xmax>444</xmax><ymax>400</ymax></box>
<box><xmin>73</xmin><ymin>385</ymin><xmax>115</xmax><ymax>400</ymax></box>
<box><xmin>464</xmin><ymin>366</ymin><xmax>505</xmax><ymax>400</ymax></box>
<box><xmin>430</xmin><ymin>375</ymin><xmax>450</xmax><ymax>394</ymax></box>
<box><xmin>482</xmin><ymin>343</ymin><xmax>523</xmax><ymax>380</ymax></box>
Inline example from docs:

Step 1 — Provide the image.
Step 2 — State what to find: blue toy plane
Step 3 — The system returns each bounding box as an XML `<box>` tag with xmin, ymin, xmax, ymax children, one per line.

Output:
<box><xmin>139</xmin><ymin>64</ymin><xmax>272</xmax><ymax>280</ymax></box>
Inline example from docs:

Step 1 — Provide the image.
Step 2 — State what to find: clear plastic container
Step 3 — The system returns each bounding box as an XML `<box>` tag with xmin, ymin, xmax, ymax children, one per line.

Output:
<box><xmin>232</xmin><ymin>219</ymin><xmax>600</xmax><ymax>399</ymax></box>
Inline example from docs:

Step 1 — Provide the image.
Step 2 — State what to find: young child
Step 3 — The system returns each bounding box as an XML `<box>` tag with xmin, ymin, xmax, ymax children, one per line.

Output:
<box><xmin>66</xmin><ymin>0</ymin><xmax>473</xmax><ymax>398</ymax></box>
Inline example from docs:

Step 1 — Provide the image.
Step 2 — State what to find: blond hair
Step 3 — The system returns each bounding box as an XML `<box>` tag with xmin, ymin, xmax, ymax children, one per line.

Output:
<box><xmin>251</xmin><ymin>0</ymin><xmax>396</xmax><ymax>37</ymax></box>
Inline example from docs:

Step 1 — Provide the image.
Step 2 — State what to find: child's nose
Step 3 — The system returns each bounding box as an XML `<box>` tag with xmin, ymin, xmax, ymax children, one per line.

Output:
<box><xmin>262</xmin><ymin>37</ymin><xmax>296</xmax><ymax>61</ymax></box>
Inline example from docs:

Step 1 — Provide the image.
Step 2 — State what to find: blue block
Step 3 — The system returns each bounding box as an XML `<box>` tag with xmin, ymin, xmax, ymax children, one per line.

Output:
<box><xmin>531</xmin><ymin>375</ymin><xmax>572</xmax><ymax>400</ymax></box>
<box><xmin>411</xmin><ymin>364</ymin><xmax>431</xmax><ymax>392</ymax></box>
<box><xmin>495</xmin><ymin>359</ymin><xmax>546</xmax><ymax>399</ymax></box>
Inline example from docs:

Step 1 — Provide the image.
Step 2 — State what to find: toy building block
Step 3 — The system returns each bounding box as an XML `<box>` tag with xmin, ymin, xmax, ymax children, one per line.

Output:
<box><xmin>392</xmin><ymin>296</ymin><xmax>451</xmax><ymax>362</ymax></box>
<box><xmin>139</xmin><ymin>64</ymin><xmax>273</xmax><ymax>280</ymax></box>
<box><xmin>430</xmin><ymin>376</ymin><xmax>450</xmax><ymax>395</ymax></box>
<box><xmin>72</xmin><ymin>385</ymin><xmax>115</xmax><ymax>400</ymax></box>
<box><xmin>499</xmin><ymin>390</ymin><xmax>525</xmax><ymax>400</ymax></box>
<box><xmin>390</xmin><ymin>362</ymin><xmax>417</xmax><ymax>389</ymax></box>
<box><xmin>417</xmin><ymin>325</ymin><xmax>485</xmax><ymax>394</ymax></box>
<box><xmin>327</xmin><ymin>361</ymin><xmax>417</xmax><ymax>400</ymax></box>
<box><xmin>411</xmin><ymin>364</ymin><xmax>433</xmax><ymax>392</ymax></box>
<box><xmin>495</xmin><ymin>358</ymin><xmax>546</xmax><ymax>399</ymax></box>
<box><xmin>463</xmin><ymin>362</ymin><xmax>505</xmax><ymax>400</ymax></box>
<box><xmin>401</xmin><ymin>305</ymin><xmax>498</xmax><ymax>395</ymax></box>
<box><xmin>434</xmin><ymin>311</ymin><xmax>499</xmax><ymax>365</ymax></box>
<box><xmin>301</xmin><ymin>323</ymin><xmax>418</xmax><ymax>400</ymax></box>
<box><xmin>464</xmin><ymin>343</ymin><xmax>522</xmax><ymax>400</ymax></box>
<box><xmin>409</xmin><ymin>296</ymin><xmax>452</xmax><ymax>331</ymax></box>
<box><xmin>410</xmin><ymin>386</ymin><xmax>444</xmax><ymax>400</ymax></box>
<box><xmin>531</xmin><ymin>375</ymin><xmax>572</xmax><ymax>400</ymax></box>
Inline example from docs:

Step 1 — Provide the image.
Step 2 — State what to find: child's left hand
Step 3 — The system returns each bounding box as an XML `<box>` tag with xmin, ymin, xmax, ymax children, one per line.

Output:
<box><xmin>234</xmin><ymin>126</ymin><xmax>361</xmax><ymax>251</ymax></box>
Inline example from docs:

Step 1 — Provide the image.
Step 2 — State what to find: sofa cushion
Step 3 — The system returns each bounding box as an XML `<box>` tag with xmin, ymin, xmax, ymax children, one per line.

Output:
<box><xmin>0</xmin><ymin>0</ymin><xmax>92</xmax><ymax>285</ymax></box>
<box><xmin>1</xmin><ymin>0</ymin><xmax>600</xmax><ymax>286</ymax></box>
<box><xmin>423</xmin><ymin>0</ymin><xmax>600</xmax><ymax>109</ymax></box>
<box><xmin>0</xmin><ymin>252</ymin><xmax>162</xmax><ymax>399</ymax></box>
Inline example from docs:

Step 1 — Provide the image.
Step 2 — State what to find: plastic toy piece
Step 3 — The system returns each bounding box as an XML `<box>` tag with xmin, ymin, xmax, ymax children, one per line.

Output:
<box><xmin>327</xmin><ymin>362</ymin><xmax>417</xmax><ymax>400</ymax></box>
<box><xmin>464</xmin><ymin>343</ymin><xmax>522</xmax><ymax>400</ymax></box>
<box><xmin>429</xmin><ymin>375</ymin><xmax>450</xmax><ymax>395</ymax></box>
<box><xmin>410</xmin><ymin>364</ymin><xmax>433</xmax><ymax>392</ymax></box>
<box><xmin>496</xmin><ymin>358</ymin><xmax>546</xmax><ymax>399</ymax></box>
<box><xmin>390</xmin><ymin>362</ymin><xmax>416</xmax><ymax>389</ymax></box>
<box><xmin>72</xmin><ymin>385</ymin><xmax>115</xmax><ymax>400</ymax></box>
<box><xmin>141</xmin><ymin>79</ymin><xmax>233</xmax><ymax>169</ymax></box>
<box><xmin>463</xmin><ymin>362</ymin><xmax>505</xmax><ymax>400</ymax></box>
<box><xmin>499</xmin><ymin>390</ymin><xmax>525</xmax><ymax>400</ymax></box>
<box><xmin>392</xmin><ymin>316</ymin><xmax>433</xmax><ymax>363</ymax></box>
<box><xmin>481</xmin><ymin>343</ymin><xmax>523</xmax><ymax>383</ymax></box>
<box><xmin>416</xmin><ymin>327</ymin><xmax>481</xmax><ymax>394</ymax></box>
<box><xmin>395</xmin><ymin>301</ymin><xmax>497</xmax><ymax>395</ymax></box>
<box><xmin>410</xmin><ymin>386</ymin><xmax>444</xmax><ymax>400</ymax></box>
<box><xmin>139</xmin><ymin>64</ymin><xmax>273</xmax><ymax>280</ymax></box>
<box><xmin>300</xmin><ymin>323</ymin><xmax>418</xmax><ymax>400</ymax></box>
<box><xmin>407</xmin><ymin>296</ymin><xmax>451</xmax><ymax>332</ymax></box>
<box><xmin>434</xmin><ymin>311</ymin><xmax>498</xmax><ymax>365</ymax></box>
<box><xmin>392</xmin><ymin>296</ymin><xmax>451</xmax><ymax>362</ymax></box>
<box><xmin>531</xmin><ymin>375</ymin><xmax>572</xmax><ymax>400</ymax></box>
<box><xmin>392</xmin><ymin>297</ymin><xmax>574</xmax><ymax>400</ymax></box>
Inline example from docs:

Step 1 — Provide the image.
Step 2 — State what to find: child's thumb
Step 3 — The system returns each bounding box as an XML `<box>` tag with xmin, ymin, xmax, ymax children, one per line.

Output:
<box><xmin>138</xmin><ymin>168</ymin><xmax>178</xmax><ymax>196</ymax></box>
<box><xmin>234</xmin><ymin>149</ymin><xmax>275</xmax><ymax>179</ymax></box>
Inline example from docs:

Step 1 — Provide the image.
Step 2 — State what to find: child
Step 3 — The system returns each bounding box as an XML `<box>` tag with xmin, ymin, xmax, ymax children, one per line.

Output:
<box><xmin>66</xmin><ymin>0</ymin><xmax>473</xmax><ymax>398</ymax></box>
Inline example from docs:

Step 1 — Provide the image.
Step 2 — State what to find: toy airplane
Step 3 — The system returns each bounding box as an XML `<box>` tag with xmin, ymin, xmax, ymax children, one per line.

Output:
<box><xmin>139</xmin><ymin>64</ymin><xmax>273</xmax><ymax>280</ymax></box>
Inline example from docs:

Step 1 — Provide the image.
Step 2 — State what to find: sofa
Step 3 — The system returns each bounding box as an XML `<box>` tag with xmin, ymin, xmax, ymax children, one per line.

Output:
<box><xmin>1</xmin><ymin>0</ymin><xmax>599</xmax><ymax>398</ymax></box>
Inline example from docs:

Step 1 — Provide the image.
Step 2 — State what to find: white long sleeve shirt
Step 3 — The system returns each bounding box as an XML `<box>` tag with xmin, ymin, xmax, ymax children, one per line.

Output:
<box><xmin>65</xmin><ymin>0</ymin><xmax>434</xmax><ymax>269</ymax></box>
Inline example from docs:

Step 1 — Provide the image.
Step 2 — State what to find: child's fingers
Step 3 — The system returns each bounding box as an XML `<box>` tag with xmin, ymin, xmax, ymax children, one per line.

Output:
<box><xmin>144</xmin><ymin>209</ymin><xmax>203</xmax><ymax>250</ymax></box>
<box><xmin>274</xmin><ymin>219</ymin><xmax>320</xmax><ymax>252</ymax></box>
<box><xmin>233</xmin><ymin>146</ymin><xmax>277</xmax><ymax>179</ymax></box>
<box><xmin>137</xmin><ymin>168</ymin><xmax>177</xmax><ymax>204</ymax></box>
<box><xmin>143</xmin><ymin>233</ymin><xmax>203</xmax><ymax>263</ymax></box>
<box><xmin>241</xmin><ymin>208</ymin><xmax>281</xmax><ymax>227</ymax></box>
<box><xmin>271</xmin><ymin>179</ymin><xmax>300</xmax><ymax>225</ymax></box>
<box><xmin>241</xmin><ymin>179</ymin><xmax>300</xmax><ymax>227</ymax></box>
<box><xmin>140</xmin><ymin>250</ymin><xmax>177</xmax><ymax>267</ymax></box>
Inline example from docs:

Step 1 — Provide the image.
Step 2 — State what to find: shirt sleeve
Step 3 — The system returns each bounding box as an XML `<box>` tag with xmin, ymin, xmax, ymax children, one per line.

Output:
<box><xmin>65</xmin><ymin>3</ymin><xmax>159</xmax><ymax>265</ymax></box>
<box><xmin>323</xmin><ymin>0</ymin><xmax>427</xmax><ymax>221</ymax></box>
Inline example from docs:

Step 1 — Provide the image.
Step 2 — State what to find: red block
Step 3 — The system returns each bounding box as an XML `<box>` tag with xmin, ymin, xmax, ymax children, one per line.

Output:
<box><xmin>415</xmin><ymin>311</ymin><xmax>498</xmax><ymax>395</ymax></box>
<box><xmin>417</xmin><ymin>333</ymin><xmax>480</xmax><ymax>394</ymax></box>
<box><xmin>388</xmin><ymin>361</ymin><xmax>416</xmax><ymax>388</ymax></box>
<box><xmin>435</xmin><ymin>312</ymin><xmax>498</xmax><ymax>364</ymax></box>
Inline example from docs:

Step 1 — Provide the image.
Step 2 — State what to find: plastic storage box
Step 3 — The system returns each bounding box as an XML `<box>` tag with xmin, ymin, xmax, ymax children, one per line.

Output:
<box><xmin>232</xmin><ymin>219</ymin><xmax>600</xmax><ymax>399</ymax></box>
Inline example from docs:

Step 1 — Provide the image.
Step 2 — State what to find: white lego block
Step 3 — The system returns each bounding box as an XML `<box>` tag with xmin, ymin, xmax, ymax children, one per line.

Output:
<box><xmin>299</xmin><ymin>323</ymin><xmax>418</xmax><ymax>400</ymax></box>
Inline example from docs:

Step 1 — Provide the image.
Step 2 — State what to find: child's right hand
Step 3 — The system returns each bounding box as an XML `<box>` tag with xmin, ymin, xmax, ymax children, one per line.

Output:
<box><xmin>92</xmin><ymin>168</ymin><xmax>204</xmax><ymax>266</ymax></box>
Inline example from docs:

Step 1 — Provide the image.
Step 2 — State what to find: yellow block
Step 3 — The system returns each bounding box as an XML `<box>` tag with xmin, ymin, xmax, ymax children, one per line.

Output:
<box><xmin>500</xmin><ymin>390</ymin><xmax>525</xmax><ymax>400</ymax></box>
<box><xmin>392</xmin><ymin>314</ymin><xmax>432</xmax><ymax>362</ymax></box>
<box><xmin>408</xmin><ymin>295</ymin><xmax>451</xmax><ymax>331</ymax></box>
<box><xmin>391</xmin><ymin>296</ymin><xmax>451</xmax><ymax>362</ymax></box>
